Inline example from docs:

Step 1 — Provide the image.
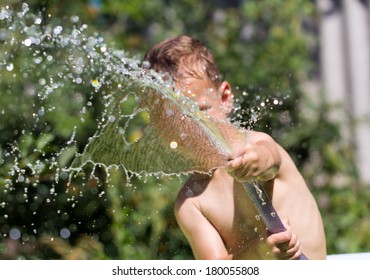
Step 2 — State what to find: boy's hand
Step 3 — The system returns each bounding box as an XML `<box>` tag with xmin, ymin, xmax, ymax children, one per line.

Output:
<box><xmin>225</xmin><ymin>141</ymin><xmax>279</xmax><ymax>182</ymax></box>
<box><xmin>266</xmin><ymin>219</ymin><xmax>303</xmax><ymax>260</ymax></box>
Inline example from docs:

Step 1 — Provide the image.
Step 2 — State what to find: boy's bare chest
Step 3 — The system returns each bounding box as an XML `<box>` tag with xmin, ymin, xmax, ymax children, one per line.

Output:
<box><xmin>198</xmin><ymin>175</ymin><xmax>265</xmax><ymax>248</ymax></box>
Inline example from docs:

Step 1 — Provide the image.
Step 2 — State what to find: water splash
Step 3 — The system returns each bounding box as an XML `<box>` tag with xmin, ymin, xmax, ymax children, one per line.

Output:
<box><xmin>0</xmin><ymin>4</ymin><xmax>286</xmax><ymax>175</ymax></box>
<box><xmin>2</xmin><ymin>3</ymin><xmax>250</xmax><ymax>185</ymax></box>
<box><xmin>0</xmin><ymin>5</ymin><xmax>242</xmax><ymax>253</ymax></box>
<box><xmin>0</xmin><ymin>4</ymin><xmax>286</xmax><ymax>258</ymax></box>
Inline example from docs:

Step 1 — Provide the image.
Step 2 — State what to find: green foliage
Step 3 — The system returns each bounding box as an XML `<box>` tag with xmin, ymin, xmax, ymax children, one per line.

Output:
<box><xmin>1</xmin><ymin>0</ymin><xmax>369</xmax><ymax>260</ymax></box>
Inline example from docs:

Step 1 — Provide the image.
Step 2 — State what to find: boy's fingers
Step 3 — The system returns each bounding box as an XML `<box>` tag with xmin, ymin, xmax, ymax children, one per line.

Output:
<box><xmin>225</xmin><ymin>157</ymin><xmax>244</xmax><ymax>171</ymax></box>
<box><xmin>267</xmin><ymin>230</ymin><xmax>292</xmax><ymax>247</ymax></box>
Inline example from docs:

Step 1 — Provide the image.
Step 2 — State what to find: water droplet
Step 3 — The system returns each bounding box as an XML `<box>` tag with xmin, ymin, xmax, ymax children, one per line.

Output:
<box><xmin>9</xmin><ymin>228</ymin><xmax>21</xmax><ymax>240</ymax></box>
<box><xmin>60</xmin><ymin>228</ymin><xmax>71</xmax><ymax>239</ymax></box>
<box><xmin>91</xmin><ymin>79</ymin><xmax>100</xmax><ymax>88</ymax></box>
<box><xmin>24</xmin><ymin>38</ymin><xmax>32</xmax><ymax>46</ymax></box>
<box><xmin>38</xmin><ymin>108</ymin><xmax>45</xmax><ymax>116</ymax></box>
<box><xmin>53</xmin><ymin>26</ymin><xmax>63</xmax><ymax>35</ymax></box>
<box><xmin>170</xmin><ymin>141</ymin><xmax>178</xmax><ymax>149</ymax></box>
<box><xmin>166</xmin><ymin>109</ymin><xmax>174</xmax><ymax>116</ymax></box>
<box><xmin>59</xmin><ymin>171</ymin><xmax>69</xmax><ymax>180</ymax></box>
<box><xmin>22</xmin><ymin>3</ymin><xmax>29</xmax><ymax>12</ymax></box>
<box><xmin>99</xmin><ymin>191</ymin><xmax>105</xmax><ymax>198</ymax></box>
<box><xmin>185</xmin><ymin>189</ymin><xmax>193</xmax><ymax>197</ymax></box>
<box><xmin>6</xmin><ymin>63</ymin><xmax>13</xmax><ymax>71</ymax></box>
<box><xmin>71</xmin><ymin>15</ymin><xmax>79</xmax><ymax>23</ymax></box>
<box><xmin>34</xmin><ymin>57</ymin><xmax>42</xmax><ymax>64</ymax></box>
<box><xmin>17</xmin><ymin>175</ymin><xmax>24</xmax><ymax>182</ymax></box>
<box><xmin>39</xmin><ymin>78</ymin><xmax>46</xmax><ymax>85</ymax></box>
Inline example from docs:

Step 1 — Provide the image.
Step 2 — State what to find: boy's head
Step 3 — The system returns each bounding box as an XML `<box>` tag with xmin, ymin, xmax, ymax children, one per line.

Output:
<box><xmin>143</xmin><ymin>35</ymin><xmax>221</xmax><ymax>88</ymax></box>
<box><xmin>143</xmin><ymin>35</ymin><xmax>234</xmax><ymax>120</ymax></box>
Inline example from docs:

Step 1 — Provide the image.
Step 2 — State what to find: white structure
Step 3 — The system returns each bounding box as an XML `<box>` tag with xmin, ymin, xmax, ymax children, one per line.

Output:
<box><xmin>318</xmin><ymin>0</ymin><xmax>370</xmax><ymax>184</ymax></box>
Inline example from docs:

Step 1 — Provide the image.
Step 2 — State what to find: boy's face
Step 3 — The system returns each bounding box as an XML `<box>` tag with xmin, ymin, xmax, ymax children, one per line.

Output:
<box><xmin>178</xmin><ymin>78</ymin><xmax>233</xmax><ymax>121</ymax></box>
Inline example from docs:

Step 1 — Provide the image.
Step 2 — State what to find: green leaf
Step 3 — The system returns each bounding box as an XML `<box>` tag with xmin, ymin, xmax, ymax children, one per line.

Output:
<box><xmin>36</xmin><ymin>133</ymin><xmax>55</xmax><ymax>151</ymax></box>
<box><xmin>58</xmin><ymin>146</ymin><xmax>77</xmax><ymax>168</ymax></box>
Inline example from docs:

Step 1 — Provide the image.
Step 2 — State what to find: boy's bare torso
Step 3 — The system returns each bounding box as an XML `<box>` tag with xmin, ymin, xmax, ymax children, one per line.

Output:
<box><xmin>176</xmin><ymin>131</ymin><xmax>327</xmax><ymax>260</ymax></box>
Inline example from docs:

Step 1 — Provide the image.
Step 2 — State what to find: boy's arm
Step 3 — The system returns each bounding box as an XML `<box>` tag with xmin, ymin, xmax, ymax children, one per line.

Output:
<box><xmin>174</xmin><ymin>198</ymin><xmax>231</xmax><ymax>260</ymax></box>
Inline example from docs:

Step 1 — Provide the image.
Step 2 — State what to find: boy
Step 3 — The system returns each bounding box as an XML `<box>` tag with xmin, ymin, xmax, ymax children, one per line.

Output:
<box><xmin>143</xmin><ymin>35</ymin><xmax>326</xmax><ymax>260</ymax></box>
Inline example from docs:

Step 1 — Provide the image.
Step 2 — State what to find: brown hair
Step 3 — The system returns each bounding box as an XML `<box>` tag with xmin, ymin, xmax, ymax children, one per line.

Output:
<box><xmin>143</xmin><ymin>35</ymin><xmax>221</xmax><ymax>87</ymax></box>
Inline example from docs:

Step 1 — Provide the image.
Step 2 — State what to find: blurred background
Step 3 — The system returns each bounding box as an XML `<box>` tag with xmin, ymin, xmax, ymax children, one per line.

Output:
<box><xmin>0</xmin><ymin>0</ymin><xmax>369</xmax><ymax>259</ymax></box>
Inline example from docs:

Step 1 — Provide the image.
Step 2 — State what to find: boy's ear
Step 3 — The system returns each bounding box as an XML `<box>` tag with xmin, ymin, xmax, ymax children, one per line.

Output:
<box><xmin>218</xmin><ymin>81</ymin><xmax>234</xmax><ymax>115</ymax></box>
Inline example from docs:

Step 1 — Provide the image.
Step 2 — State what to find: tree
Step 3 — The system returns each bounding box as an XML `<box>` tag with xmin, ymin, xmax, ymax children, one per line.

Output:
<box><xmin>1</xmin><ymin>0</ymin><xmax>369</xmax><ymax>259</ymax></box>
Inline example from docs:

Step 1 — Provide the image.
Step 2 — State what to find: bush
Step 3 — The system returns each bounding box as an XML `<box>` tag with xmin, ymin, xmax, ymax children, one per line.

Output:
<box><xmin>1</xmin><ymin>0</ymin><xmax>369</xmax><ymax>260</ymax></box>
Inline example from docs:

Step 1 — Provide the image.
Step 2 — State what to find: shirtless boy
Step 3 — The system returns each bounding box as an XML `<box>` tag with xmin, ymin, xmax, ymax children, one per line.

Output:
<box><xmin>143</xmin><ymin>35</ymin><xmax>326</xmax><ymax>260</ymax></box>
